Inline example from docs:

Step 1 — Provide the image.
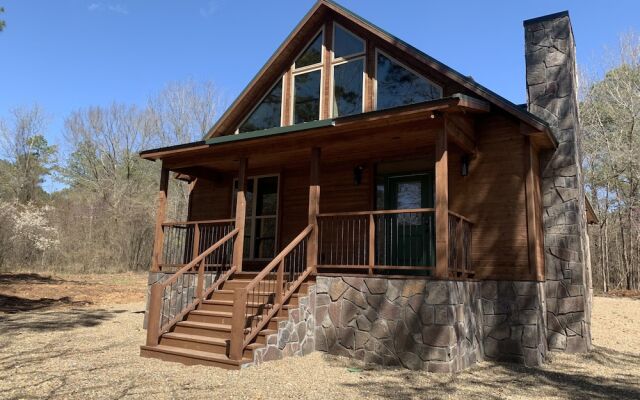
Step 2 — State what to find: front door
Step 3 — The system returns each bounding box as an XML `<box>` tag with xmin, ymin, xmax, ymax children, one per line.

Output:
<box><xmin>383</xmin><ymin>173</ymin><xmax>434</xmax><ymax>267</ymax></box>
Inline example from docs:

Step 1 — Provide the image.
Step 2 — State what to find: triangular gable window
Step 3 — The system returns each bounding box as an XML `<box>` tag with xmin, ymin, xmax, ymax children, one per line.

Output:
<box><xmin>238</xmin><ymin>78</ymin><xmax>282</xmax><ymax>133</ymax></box>
<box><xmin>334</xmin><ymin>24</ymin><xmax>364</xmax><ymax>59</ymax></box>
<box><xmin>376</xmin><ymin>51</ymin><xmax>442</xmax><ymax>110</ymax></box>
<box><xmin>295</xmin><ymin>32</ymin><xmax>323</xmax><ymax>69</ymax></box>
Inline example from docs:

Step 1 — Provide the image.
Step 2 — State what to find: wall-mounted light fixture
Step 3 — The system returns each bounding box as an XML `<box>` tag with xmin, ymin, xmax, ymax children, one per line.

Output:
<box><xmin>353</xmin><ymin>165</ymin><xmax>365</xmax><ymax>185</ymax></box>
<box><xmin>461</xmin><ymin>155</ymin><xmax>470</xmax><ymax>176</ymax></box>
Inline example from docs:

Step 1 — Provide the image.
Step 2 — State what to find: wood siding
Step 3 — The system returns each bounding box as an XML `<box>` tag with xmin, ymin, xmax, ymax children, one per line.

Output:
<box><xmin>448</xmin><ymin>113</ymin><xmax>532</xmax><ymax>280</ymax></box>
<box><xmin>189</xmin><ymin>111</ymin><xmax>538</xmax><ymax>281</ymax></box>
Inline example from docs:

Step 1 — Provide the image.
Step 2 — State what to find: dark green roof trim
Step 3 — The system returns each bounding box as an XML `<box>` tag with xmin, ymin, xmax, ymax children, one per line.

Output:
<box><xmin>139</xmin><ymin>140</ymin><xmax>206</xmax><ymax>157</ymax></box>
<box><xmin>206</xmin><ymin>119</ymin><xmax>336</xmax><ymax>145</ymax></box>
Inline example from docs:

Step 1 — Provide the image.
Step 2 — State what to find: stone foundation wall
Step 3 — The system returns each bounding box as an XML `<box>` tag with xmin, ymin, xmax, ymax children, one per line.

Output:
<box><xmin>144</xmin><ymin>271</ymin><xmax>220</xmax><ymax>329</ymax></box>
<box><xmin>250</xmin><ymin>286</ymin><xmax>317</xmax><ymax>366</ymax></box>
<box><xmin>313</xmin><ymin>276</ymin><xmax>548</xmax><ymax>371</ymax></box>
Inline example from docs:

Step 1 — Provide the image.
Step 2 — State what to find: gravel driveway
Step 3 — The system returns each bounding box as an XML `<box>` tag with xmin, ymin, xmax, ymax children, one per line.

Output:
<box><xmin>1</xmin><ymin>297</ymin><xmax>639</xmax><ymax>399</ymax></box>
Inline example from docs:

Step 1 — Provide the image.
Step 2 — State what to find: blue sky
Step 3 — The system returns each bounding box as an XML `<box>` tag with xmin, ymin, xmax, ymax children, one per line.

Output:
<box><xmin>1</xmin><ymin>1</ymin><xmax>639</xmax><ymax>191</ymax></box>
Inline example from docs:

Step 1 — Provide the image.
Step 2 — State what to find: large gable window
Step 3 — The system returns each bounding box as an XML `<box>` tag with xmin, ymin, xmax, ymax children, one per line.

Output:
<box><xmin>375</xmin><ymin>51</ymin><xmax>442</xmax><ymax>110</ymax></box>
<box><xmin>238</xmin><ymin>78</ymin><xmax>283</xmax><ymax>133</ymax></box>
<box><xmin>293</xmin><ymin>30</ymin><xmax>324</xmax><ymax>124</ymax></box>
<box><xmin>331</xmin><ymin>24</ymin><xmax>365</xmax><ymax>117</ymax></box>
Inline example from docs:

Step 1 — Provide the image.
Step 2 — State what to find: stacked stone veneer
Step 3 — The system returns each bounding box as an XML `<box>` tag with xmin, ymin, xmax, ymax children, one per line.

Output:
<box><xmin>250</xmin><ymin>286</ymin><xmax>317</xmax><ymax>366</ymax></box>
<box><xmin>144</xmin><ymin>271</ymin><xmax>220</xmax><ymax>329</ymax></box>
<box><xmin>524</xmin><ymin>12</ymin><xmax>592</xmax><ymax>353</ymax></box>
<box><xmin>313</xmin><ymin>277</ymin><xmax>547</xmax><ymax>371</ymax></box>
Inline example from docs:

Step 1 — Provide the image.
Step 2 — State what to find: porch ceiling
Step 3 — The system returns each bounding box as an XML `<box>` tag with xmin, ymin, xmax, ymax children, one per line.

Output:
<box><xmin>140</xmin><ymin>95</ymin><xmax>493</xmax><ymax>178</ymax></box>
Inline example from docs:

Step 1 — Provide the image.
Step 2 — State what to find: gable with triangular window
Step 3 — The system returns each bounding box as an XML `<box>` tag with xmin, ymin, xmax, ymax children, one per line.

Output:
<box><xmin>219</xmin><ymin>6</ymin><xmax>452</xmax><ymax>138</ymax></box>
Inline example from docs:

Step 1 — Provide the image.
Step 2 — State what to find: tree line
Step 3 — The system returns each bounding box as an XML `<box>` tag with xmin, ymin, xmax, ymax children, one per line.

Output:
<box><xmin>0</xmin><ymin>80</ymin><xmax>223</xmax><ymax>272</ymax></box>
<box><xmin>581</xmin><ymin>33</ymin><xmax>640</xmax><ymax>292</ymax></box>
<box><xmin>0</xmin><ymin>33</ymin><xmax>638</xmax><ymax>286</ymax></box>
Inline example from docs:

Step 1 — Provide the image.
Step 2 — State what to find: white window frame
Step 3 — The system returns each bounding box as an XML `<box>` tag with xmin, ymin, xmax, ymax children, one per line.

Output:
<box><xmin>330</xmin><ymin>57</ymin><xmax>366</xmax><ymax>118</ymax></box>
<box><xmin>373</xmin><ymin>49</ymin><xmax>443</xmax><ymax>111</ymax></box>
<box><xmin>290</xmin><ymin>27</ymin><xmax>325</xmax><ymax>124</ymax></box>
<box><xmin>332</xmin><ymin>22</ymin><xmax>366</xmax><ymax>62</ymax></box>
<box><xmin>329</xmin><ymin>23</ymin><xmax>366</xmax><ymax>118</ymax></box>
<box><xmin>235</xmin><ymin>75</ymin><xmax>285</xmax><ymax>134</ymax></box>
<box><xmin>232</xmin><ymin>174</ymin><xmax>280</xmax><ymax>261</ymax></box>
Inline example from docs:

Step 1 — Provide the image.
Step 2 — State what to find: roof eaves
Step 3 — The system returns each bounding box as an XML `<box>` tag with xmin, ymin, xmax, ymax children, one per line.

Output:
<box><xmin>206</xmin><ymin>118</ymin><xmax>336</xmax><ymax>145</ymax></box>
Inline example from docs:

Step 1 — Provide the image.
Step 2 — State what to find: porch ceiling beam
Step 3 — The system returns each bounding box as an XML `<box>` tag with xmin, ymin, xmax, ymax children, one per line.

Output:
<box><xmin>173</xmin><ymin>166</ymin><xmax>219</xmax><ymax>181</ymax></box>
<box><xmin>444</xmin><ymin>114</ymin><xmax>476</xmax><ymax>155</ymax></box>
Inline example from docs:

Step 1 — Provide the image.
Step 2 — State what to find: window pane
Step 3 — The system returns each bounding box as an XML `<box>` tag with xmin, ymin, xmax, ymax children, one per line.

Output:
<box><xmin>294</xmin><ymin>70</ymin><xmax>321</xmax><ymax>123</ymax></box>
<box><xmin>256</xmin><ymin>176</ymin><xmax>278</xmax><ymax>216</ymax></box>
<box><xmin>295</xmin><ymin>33</ymin><xmax>323</xmax><ymax>69</ymax></box>
<box><xmin>239</xmin><ymin>79</ymin><xmax>282</xmax><ymax>133</ymax></box>
<box><xmin>333</xmin><ymin>60</ymin><xmax>363</xmax><ymax>117</ymax></box>
<box><xmin>334</xmin><ymin>25</ymin><xmax>364</xmax><ymax>58</ymax></box>
<box><xmin>376</xmin><ymin>53</ymin><xmax>441</xmax><ymax>110</ymax></box>
<box><xmin>243</xmin><ymin>218</ymin><xmax>252</xmax><ymax>258</ymax></box>
<box><xmin>254</xmin><ymin>218</ymin><xmax>276</xmax><ymax>258</ymax></box>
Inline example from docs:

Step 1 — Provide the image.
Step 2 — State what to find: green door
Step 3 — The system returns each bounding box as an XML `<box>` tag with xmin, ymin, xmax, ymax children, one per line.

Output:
<box><xmin>382</xmin><ymin>173</ymin><xmax>435</xmax><ymax>267</ymax></box>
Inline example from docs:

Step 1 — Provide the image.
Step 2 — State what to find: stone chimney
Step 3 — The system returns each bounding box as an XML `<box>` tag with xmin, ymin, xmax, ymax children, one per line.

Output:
<box><xmin>524</xmin><ymin>12</ymin><xmax>592</xmax><ymax>353</ymax></box>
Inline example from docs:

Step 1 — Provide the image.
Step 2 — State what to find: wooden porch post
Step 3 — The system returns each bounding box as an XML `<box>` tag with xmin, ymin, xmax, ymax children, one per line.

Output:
<box><xmin>435</xmin><ymin>125</ymin><xmax>449</xmax><ymax>278</ymax></box>
<box><xmin>307</xmin><ymin>148</ymin><xmax>320</xmax><ymax>271</ymax></box>
<box><xmin>151</xmin><ymin>166</ymin><xmax>169</xmax><ymax>272</ymax></box>
<box><xmin>233</xmin><ymin>158</ymin><xmax>248</xmax><ymax>271</ymax></box>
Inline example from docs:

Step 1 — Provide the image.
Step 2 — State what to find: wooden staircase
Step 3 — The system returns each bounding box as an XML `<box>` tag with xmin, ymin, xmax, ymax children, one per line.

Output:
<box><xmin>140</xmin><ymin>272</ymin><xmax>313</xmax><ymax>369</ymax></box>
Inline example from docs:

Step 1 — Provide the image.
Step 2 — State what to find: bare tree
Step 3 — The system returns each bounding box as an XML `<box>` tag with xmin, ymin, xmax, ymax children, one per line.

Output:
<box><xmin>581</xmin><ymin>32</ymin><xmax>640</xmax><ymax>292</ymax></box>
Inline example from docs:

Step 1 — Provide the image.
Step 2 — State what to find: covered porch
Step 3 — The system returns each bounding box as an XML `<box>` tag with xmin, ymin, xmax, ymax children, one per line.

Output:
<box><xmin>142</xmin><ymin>96</ymin><xmax>487</xmax><ymax>280</ymax></box>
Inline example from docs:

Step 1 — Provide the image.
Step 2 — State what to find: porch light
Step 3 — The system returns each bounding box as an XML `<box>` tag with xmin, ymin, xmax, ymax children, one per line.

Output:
<box><xmin>461</xmin><ymin>155</ymin><xmax>470</xmax><ymax>176</ymax></box>
<box><xmin>353</xmin><ymin>165</ymin><xmax>365</xmax><ymax>185</ymax></box>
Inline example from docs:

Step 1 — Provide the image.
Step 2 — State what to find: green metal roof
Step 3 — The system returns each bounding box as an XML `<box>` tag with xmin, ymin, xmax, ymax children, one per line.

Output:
<box><xmin>205</xmin><ymin>119</ymin><xmax>336</xmax><ymax>145</ymax></box>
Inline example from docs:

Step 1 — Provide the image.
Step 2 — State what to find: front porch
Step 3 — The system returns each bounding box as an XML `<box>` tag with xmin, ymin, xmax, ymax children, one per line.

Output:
<box><xmin>139</xmin><ymin>95</ymin><xmax>547</xmax><ymax>369</ymax></box>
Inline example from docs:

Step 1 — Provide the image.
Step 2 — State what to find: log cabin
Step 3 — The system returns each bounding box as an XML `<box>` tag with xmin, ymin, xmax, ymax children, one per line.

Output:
<box><xmin>139</xmin><ymin>1</ymin><xmax>595</xmax><ymax>371</ymax></box>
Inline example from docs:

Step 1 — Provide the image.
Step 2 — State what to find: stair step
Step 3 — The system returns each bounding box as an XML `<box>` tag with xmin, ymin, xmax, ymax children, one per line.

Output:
<box><xmin>173</xmin><ymin>320</ymin><xmax>231</xmax><ymax>339</ymax></box>
<box><xmin>161</xmin><ymin>332</ymin><xmax>262</xmax><ymax>357</ymax></box>
<box><xmin>211</xmin><ymin>289</ymin><xmax>277</xmax><ymax>302</ymax></box>
<box><xmin>140</xmin><ymin>345</ymin><xmax>251</xmax><ymax>369</ymax></box>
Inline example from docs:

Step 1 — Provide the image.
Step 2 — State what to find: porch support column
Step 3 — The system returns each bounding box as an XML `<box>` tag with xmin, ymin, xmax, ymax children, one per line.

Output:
<box><xmin>233</xmin><ymin>158</ymin><xmax>248</xmax><ymax>271</ymax></box>
<box><xmin>435</xmin><ymin>126</ymin><xmax>449</xmax><ymax>278</ymax></box>
<box><xmin>151</xmin><ymin>165</ymin><xmax>169</xmax><ymax>272</ymax></box>
<box><xmin>307</xmin><ymin>148</ymin><xmax>320</xmax><ymax>271</ymax></box>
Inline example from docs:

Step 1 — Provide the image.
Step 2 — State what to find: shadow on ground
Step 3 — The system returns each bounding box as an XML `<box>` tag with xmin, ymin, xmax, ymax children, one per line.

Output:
<box><xmin>0</xmin><ymin>307</ymin><xmax>126</xmax><ymax>335</ymax></box>
<box><xmin>0</xmin><ymin>294</ymin><xmax>92</xmax><ymax>313</ymax></box>
<box><xmin>0</xmin><ymin>273</ymin><xmax>71</xmax><ymax>285</ymax></box>
<box><xmin>327</xmin><ymin>348</ymin><xmax>640</xmax><ymax>400</ymax></box>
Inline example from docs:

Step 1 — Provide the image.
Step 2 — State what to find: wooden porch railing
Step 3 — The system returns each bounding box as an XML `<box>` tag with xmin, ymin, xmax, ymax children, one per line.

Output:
<box><xmin>146</xmin><ymin>227</ymin><xmax>240</xmax><ymax>346</ymax></box>
<box><xmin>448</xmin><ymin>211</ymin><xmax>474</xmax><ymax>278</ymax></box>
<box><xmin>316</xmin><ymin>209</ymin><xmax>436</xmax><ymax>275</ymax></box>
<box><xmin>159</xmin><ymin>219</ymin><xmax>235</xmax><ymax>270</ymax></box>
<box><xmin>228</xmin><ymin>225</ymin><xmax>314</xmax><ymax>361</ymax></box>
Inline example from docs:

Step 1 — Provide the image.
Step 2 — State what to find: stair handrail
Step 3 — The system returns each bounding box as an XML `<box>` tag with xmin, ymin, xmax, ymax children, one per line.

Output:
<box><xmin>146</xmin><ymin>227</ymin><xmax>240</xmax><ymax>346</ymax></box>
<box><xmin>228</xmin><ymin>224</ymin><xmax>314</xmax><ymax>360</ymax></box>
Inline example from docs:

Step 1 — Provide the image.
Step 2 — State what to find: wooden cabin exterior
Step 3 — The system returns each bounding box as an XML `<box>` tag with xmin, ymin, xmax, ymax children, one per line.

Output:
<box><xmin>139</xmin><ymin>1</ymin><xmax>592</xmax><ymax>371</ymax></box>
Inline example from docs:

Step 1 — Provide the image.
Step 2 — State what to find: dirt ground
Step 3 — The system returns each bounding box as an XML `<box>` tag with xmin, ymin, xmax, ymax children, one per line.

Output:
<box><xmin>0</xmin><ymin>274</ymin><xmax>639</xmax><ymax>400</ymax></box>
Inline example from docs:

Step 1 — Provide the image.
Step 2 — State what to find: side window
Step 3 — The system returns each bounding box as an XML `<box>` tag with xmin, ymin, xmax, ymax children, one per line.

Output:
<box><xmin>239</xmin><ymin>79</ymin><xmax>283</xmax><ymax>133</ymax></box>
<box><xmin>376</xmin><ymin>52</ymin><xmax>442</xmax><ymax>110</ymax></box>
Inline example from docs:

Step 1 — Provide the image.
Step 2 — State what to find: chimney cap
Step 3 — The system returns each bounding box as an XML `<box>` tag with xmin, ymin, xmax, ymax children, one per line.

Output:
<box><xmin>523</xmin><ymin>10</ymin><xmax>569</xmax><ymax>26</ymax></box>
